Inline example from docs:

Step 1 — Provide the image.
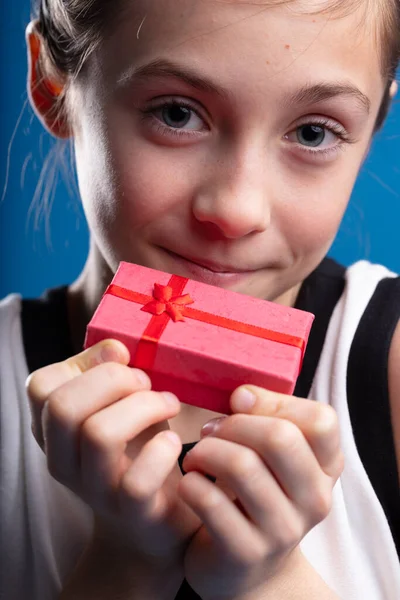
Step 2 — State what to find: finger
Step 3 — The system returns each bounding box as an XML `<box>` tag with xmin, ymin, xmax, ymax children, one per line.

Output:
<box><xmin>79</xmin><ymin>391</ymin><xmax>181</xmax><ymax>509</ymax></box>
<box><xmin>26</xmin><ymin>339</ymin><xmax>131</xmax><ymax>448</ymax></box>
<box><xmin>120</xmin><ymin>431</ymin><xmax>203</xmax><ymax>558</ymax></box>
<box><xmin>183</xmin><ymin>435</ymin><xmax>316</xmax><ymax>537</ymax></box>
<box><xmin>119</xmin><ymin>429</ymin><xmax>182</xmax><ymax>511</ymax></box>
<box><xmin>118</xmin><ymin>431</ymin><xmax>183</xmax><ymax>523</ymax></box>
<box><xmin>42</xmin><ymin>363</ymin><xmax>154</xmax><ymax>485</ymax></box>
<box><xmin>230</xmin><ymin>386</ymin><xmax>343</xmax><ymax>476</ymax></box>
<box><xmin>179</xmin><ymin>470</ymin><xmax>266</xmax><ymax>563</ymax></box>
<box><xmin>195</xmin><ymin>417</ymin><xmax>334</xmax><ymax>530</ymax></box>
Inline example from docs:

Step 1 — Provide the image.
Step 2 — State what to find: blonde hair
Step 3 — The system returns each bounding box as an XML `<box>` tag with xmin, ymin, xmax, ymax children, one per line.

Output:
<box><xmin>33</xmin><ymin>0</ymin><xmax>400</xmax><ymax>130</ymax></box>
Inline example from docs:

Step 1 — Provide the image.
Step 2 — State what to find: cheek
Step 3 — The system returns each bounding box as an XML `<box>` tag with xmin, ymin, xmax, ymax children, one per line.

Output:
<box><xmin>95</xmin><ymin>128</ymin><xmax>201</xmax><ymax>227</ymax></box>
<box><xmin>278</xmin><ymin>167</ymin><xmax>356</xmax><ymax>256</ymax></box>
<box><xmin>74</xmin><ymin>120</ymin><xmax>198</xmax><ymax>240</ymax></box>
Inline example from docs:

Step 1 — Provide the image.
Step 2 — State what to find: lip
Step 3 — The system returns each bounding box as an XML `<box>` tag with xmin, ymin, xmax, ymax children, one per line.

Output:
<box><xmin>170</xmin><ymin>249</ymin><xmax>253</xmax><ymax>273</ymax></box>
<box><xmin>162</xmin><ymin>248</ymin><xmax>257</xmax><ymax>287</ymax></box>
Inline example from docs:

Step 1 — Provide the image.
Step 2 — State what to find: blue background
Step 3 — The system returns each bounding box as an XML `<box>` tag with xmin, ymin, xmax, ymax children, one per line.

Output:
<box><xmin>1</xmin><ymin>2</ymin><xmax>400</xmax><ymax>299</ymax></box>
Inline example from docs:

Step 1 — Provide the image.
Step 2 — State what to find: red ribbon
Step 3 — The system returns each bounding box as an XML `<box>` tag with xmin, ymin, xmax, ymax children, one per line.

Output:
<box><xmin>106</xmin><ymin>274</ymin><xmax>305</xmax><ymax>371</ymax></box>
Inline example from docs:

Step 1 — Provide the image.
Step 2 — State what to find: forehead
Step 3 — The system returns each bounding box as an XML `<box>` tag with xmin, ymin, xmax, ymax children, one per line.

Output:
<box><xmin>94</xmin><ymin>0</ymin><xmax>384</xmax><ymax>109</ymax></box>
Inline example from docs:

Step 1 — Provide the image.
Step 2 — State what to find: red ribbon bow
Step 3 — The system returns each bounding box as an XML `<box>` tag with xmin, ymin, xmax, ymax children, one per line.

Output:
<box><xmin>142</xmin><ymin>283</ymin><xmax>194</xmax><ymax>322</ymax></box>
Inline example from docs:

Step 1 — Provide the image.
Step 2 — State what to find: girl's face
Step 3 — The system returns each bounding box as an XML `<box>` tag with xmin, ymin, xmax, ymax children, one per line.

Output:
<box><xmin>70</xmin><ymin>0</ymin><xmax>385</xmax><ymax>304</ymax></box>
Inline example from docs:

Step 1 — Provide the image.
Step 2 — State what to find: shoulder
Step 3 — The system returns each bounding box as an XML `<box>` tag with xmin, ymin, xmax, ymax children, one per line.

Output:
<box><xmin>300</xmin><ymin>257</ymin><xmax>396</xmax><ymax>314</ymax></box>
<box><xmin>341</xmin><ymin>260</ymin><xmax>398</xmax><ymax>338</ymax></box>
<box><xmin>344</xmin><ymin>259</ymin><xmax>397</xmax><ymax>290</ymax></box>
<box><xmin>0</xmin><ymin>292</ymin><xmax>22</xmax><ymax>311</ymax></box>
<box><xmin>0</xmin><ymin>293</ymin><xmax>26</xmax><ymax>398</ymax></box>
<box><xmin>0</xmin><ymin>293</ymin><xmax>22</xmax><ymax>335</ymax></box>
<box><xmin>340</xmin><ymin>261</ymin><xmax>400</xmax><ymax>549</ymax></box>
<box><xmin>344</xmin><ymin>259</ymin><xmax>400</xmax><ymax>479</ymax></box>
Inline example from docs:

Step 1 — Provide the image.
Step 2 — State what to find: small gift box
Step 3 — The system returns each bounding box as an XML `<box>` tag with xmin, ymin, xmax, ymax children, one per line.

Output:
<box><xmin>84</xmin><ymin>262</ymin><xmax>314</xmax><ymax>414</ymax></box>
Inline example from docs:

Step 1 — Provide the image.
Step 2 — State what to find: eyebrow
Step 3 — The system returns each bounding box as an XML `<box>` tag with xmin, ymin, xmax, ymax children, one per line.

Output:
<box><xmin>118</xmin><ymin>58</ymin><xmax>371</xmax><ymax>114</ymax></box>
<box><xmin>118</xmin><ymin>58</ymin><xmax>230</xmax><ymax>100</ymax></box>
<box><xmin>288</xmin><ymin>82</ymin><xmax>371</xmax><ymax>114</ymax></box>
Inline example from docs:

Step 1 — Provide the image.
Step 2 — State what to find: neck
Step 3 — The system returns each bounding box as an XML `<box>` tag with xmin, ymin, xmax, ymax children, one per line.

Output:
<box><xmin>67</xmin><ymin>240</ymin><xmax>114</xmax><ymax>355</ymax></box>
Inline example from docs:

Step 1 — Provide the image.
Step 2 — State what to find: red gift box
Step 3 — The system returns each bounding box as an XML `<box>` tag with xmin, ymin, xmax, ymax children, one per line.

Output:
<box><xmin>84</xmin><ymin>262</ymin><xmax>314</xmax><ymax>414</ymax></box>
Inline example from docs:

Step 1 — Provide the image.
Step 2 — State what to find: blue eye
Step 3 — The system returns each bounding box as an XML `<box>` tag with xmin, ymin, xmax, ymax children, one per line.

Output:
<box><xmin>296</xmin><ymin>124</ymin><xmax>326</xmax><ymax>147</ymax></box>
<box><xmin>153</xmin><ymin>101</ymin><xmax>205</xmax><ymax>131</ymax></box>
<box><xmin>285</xmin><ymin>118</ymin><xmax>347</xmax><ymax>153</ymax></box>
<box><xmin>140</xmin><ymin>98</ymin><xmax>209</xmax><ymax>142</ymax></box>
<box><xmin>162</xmin><ymin>104</ymin><xmax>192</xmax><ymax>128</ymax></box>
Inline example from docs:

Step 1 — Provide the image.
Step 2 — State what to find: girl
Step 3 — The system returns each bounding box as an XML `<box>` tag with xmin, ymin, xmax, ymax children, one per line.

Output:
<box><xmin>1</xmin><ymin>0</ymin><xmax>399</xmax><ymax>598</ymax></box>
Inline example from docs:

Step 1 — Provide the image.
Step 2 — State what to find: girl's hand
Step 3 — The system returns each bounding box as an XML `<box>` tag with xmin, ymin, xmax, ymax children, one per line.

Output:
<box><xmin>179</xmin><ymin>386</ymin><xmax>344</xmax><ymax>600</ymax></box>
<box><xmin>26</xmin><ymin>340</ymin><xmax>202</xmax><ymax>567</ymax></box>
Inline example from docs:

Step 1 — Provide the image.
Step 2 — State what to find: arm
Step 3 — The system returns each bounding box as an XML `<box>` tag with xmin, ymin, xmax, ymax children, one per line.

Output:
<box><xmin>209</xmin><ymin>549</ymin><xmax>341</xmax><ymax>600</ymax></box>
<box><xmin>59</xmin><ymin>535</ymin><xmax>185</xmax><ymax>600</ymax></box>
<box><xmin>388</xmin><ymin>319</ymin><xmax>400</xmax><ymax>482</ymax></box>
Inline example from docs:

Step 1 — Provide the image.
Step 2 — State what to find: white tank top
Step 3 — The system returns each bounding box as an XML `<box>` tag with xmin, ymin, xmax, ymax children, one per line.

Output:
<box><xmin>0</xmin><ymin>259</ymin><xmax>399</xmax><ymax>599</ymax></box>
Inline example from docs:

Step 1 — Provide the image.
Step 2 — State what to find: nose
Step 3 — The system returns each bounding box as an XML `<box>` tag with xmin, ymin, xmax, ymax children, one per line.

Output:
<box><xmin>192</xmin><ymin>151</ymin><xmax>270</xmax><ymax>240</ymax></box>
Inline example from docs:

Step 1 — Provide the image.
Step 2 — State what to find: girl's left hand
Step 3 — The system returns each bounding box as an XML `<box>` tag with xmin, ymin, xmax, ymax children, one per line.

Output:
<box><xmin>178</xmin><ymin>386</ymin><xmax>345</xmax><ymax>600</ymax></box>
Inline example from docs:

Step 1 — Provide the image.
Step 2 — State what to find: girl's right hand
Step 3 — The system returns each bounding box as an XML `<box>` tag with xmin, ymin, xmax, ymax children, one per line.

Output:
<box><xmin>26</xmin><ymin>339</ymin><xmax>202</xmax><ymax>566</ymax></box>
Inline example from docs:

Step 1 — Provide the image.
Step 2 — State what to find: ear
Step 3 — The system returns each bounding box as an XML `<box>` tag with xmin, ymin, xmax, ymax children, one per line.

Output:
<box><xmin>26</xmin><ymin>20</ymin><xmax>71</xmax><ymax>139</ymax></box>
<box><xmin>390</xmin><ymin>80</ymin><xmax>398</xmax><ymax>100</ymax></box>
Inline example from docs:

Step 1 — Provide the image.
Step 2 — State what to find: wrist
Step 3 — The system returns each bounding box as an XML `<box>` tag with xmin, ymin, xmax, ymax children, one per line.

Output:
<box><xmin>92</xmin><ymin>515</ymin><xmax>186</xmax><ymax>571</ymax></box>
<box><xmin>204</xmin><ymin>549</ymin><xmax>340</xmax><ymax>600</ymax></box>
<box><xmin>60</xmin><ymin>534</ymin><xmax>185</xmax><ymax>600</ymax></box>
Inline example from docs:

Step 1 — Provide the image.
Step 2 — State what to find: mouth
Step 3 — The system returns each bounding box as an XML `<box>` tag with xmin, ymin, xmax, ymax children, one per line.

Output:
<box><xmin>168</xmin><ymin>250</ymin><xmax>253</xmax><ymax>273</ymax></box>
<box><xmin>161</xmin><ymin>248</ymin><xmax>258</xmax><ymax>287</ymax></box>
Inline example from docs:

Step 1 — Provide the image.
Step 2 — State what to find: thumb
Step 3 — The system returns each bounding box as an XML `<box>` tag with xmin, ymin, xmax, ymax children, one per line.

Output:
<box><xmin>26</xmin><ymin>339</ymin><xmax>132</xmax><ymax>448</ymax></box>
<box><xmin>26</xmin><ymin>339</ymin><xmax>130</xmax><ymax>402</ymax></box>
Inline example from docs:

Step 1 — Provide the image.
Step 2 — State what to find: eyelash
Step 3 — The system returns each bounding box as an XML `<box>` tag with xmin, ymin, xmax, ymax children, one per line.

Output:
<box><xmin>140</xmin><ymin>99</ymin><xmax>356</xmax><ymax>158</ymax></box>
<box><xmin>140</xmin><ymin>99</ymin><xmax>208</xmax><ymax>139</ymax></box>
<box><xmin>286</xmin><ymin>117</ymin><xmax>355</xmax><ymax>158</ymax></box>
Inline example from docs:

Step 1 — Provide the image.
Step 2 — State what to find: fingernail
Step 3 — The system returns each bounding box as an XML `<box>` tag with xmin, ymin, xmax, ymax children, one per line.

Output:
<box><xmin>99</xmin><ymin>343</ymin><xmax>119</xmax><ymax>363</ymax></box>
<box><xmin>98</xmin><ymin>341</ymin><xmax>130</xmax><ymax>365</ymax></box>
<box><xmin>201</xmin><ymin>416</ymin><xmax>226</xmax><ymax>437</ymax></box>
<box><xmin>232</xmin><ymin>387</ymin><xmax>256</xmax><ymax>413</ymax></box>
<box><xmin>163</xmin><ymin>431</ymin><xmax>181</xmax><ymax>446</ymax></box>
<box><xmin>134</xmin><ymin>369</ymin><xmax>151</xmax><ymax>387</ymax></box>
<box><xmin>161</xmin><ymin>391</ymin><xmax>180</xmax><ymax>408</ymax></box>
